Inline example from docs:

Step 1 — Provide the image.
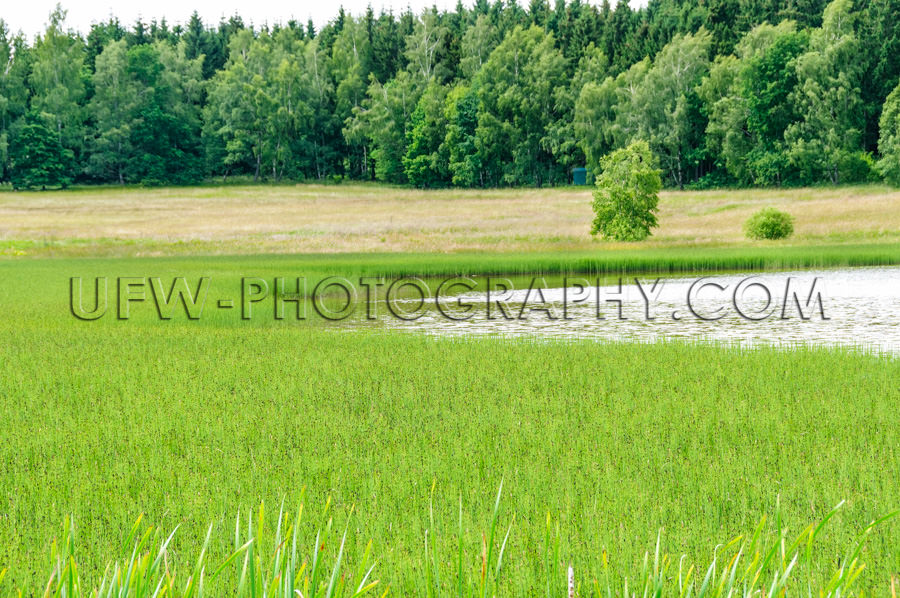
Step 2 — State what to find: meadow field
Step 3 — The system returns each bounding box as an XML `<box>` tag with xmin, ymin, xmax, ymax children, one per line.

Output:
<box><xmin>1</xmin><ymin>183</ymin><xmax>899</xmax><ymax>257</ymax></box>
<box><xmin>1</xmin><ymin>184</ymin><xmax>899</xmax><ymax>596</ymax></box>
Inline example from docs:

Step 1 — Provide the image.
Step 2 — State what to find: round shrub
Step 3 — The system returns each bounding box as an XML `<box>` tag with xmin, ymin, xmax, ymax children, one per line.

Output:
<box><xmin>744</xmin><ymin>208</ymin><xmax>794</xmax><ymax>240</ymax></box>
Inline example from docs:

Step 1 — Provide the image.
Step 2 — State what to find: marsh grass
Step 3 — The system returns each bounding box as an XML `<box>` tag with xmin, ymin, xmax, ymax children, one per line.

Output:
<box><xmin>1</xmin><ymin>316</ymin><xmax>898</xmax><ymax>593</ymax></box>
<box><xmin>3</xmin><ymin>245</ymin><xmax>899</xmax><ymax>295</ymax></box>
<box><xmin>22</xmin><ymin>497</ymin><xmax>382</xmax><ymax>598</ymax></box>
<box><xmin>6</xmin><ymin>490</ymin><xmax>897</xmax><ymax>597</ymax></box>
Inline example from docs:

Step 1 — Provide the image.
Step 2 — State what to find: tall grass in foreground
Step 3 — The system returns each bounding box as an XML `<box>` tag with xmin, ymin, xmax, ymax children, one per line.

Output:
<box><xmin>3</xmin><ymin>488</ymin><xmax>896</xmax><ymax>597</ymax></box>
<box><xmin>18</xmin><ymin>492</ymin><xmax>382</xmax><ymax>598</ymax></box>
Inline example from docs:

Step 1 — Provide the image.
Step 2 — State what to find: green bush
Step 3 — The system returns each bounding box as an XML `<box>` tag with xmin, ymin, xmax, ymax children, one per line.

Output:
<box><xmin>744</xmin><ymin>207</ymin><xmax>795</xmax><ymax>240</ymax></box>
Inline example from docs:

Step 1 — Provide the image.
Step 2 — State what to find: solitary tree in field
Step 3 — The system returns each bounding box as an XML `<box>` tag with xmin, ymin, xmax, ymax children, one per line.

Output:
<box><xmin>590</xmin><ymin>141</ymin><xmax>662</xmax><ymax>241</ymax></box>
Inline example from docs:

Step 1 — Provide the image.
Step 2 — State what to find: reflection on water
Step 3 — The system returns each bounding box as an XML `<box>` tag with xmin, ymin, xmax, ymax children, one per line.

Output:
<box><xmin>371</xmin><ymin>266</ymin><xmax>900</xmax><ymax>354</ymax></box>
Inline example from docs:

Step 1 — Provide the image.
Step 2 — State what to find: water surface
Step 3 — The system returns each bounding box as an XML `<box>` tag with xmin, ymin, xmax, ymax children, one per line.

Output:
<box><xmin>375</xmin><ymin>266</ymin><xmax>900</xmax><ymax>354</ymax></box>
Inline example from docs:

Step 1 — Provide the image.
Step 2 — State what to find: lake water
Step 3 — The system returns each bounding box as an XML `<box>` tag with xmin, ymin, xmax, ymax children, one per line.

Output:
<box><xmin>374</xmin><ymin>266</ymin><xmax>900</xmax><ymax>354</ymax></box>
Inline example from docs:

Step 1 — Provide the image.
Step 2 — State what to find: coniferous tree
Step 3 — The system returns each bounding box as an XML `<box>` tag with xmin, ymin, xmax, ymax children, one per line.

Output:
<box><xmin>85</xmin><ymin>18</ymin><xmax>125</xmax><ymax>72</ymax></box>
<box><xmin>0</xmin><ymin>22</ymin><xmax>29</xmax><ymax>181</ymax></box>
<box><xmin>10</xmin><ymin>114</ymin><xmax>74</xmax><ymax>188</ymax></box>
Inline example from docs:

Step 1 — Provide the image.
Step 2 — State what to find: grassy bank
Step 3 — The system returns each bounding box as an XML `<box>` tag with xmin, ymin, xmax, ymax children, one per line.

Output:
<box><xmin>0</xmin><ymin>183</ymin><xmax>898</xmax><ymax>257</ymax></box>
<box><xmin>3</xmin><ymin>245</ymin><xmax>900</xmax><ymax>291</ymax></box>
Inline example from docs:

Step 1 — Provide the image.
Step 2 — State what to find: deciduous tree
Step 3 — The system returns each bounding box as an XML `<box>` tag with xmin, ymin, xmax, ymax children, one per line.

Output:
<box><xmin>877</xmin><ymin>81</ymin><xmax>900</xmax><ymax>186</ymax></box>
<box><xmin>28</xmin><ymin>6</ymin><xmax>85</xmax><ymax>176</ymax></box>
<box><xmin>474</xmin><ymin>25</ymin><xmax>569</xmax><ymax>186</ymax></box>
<box><xmin>591</xmin><ymin>141</ymin><xmax>662</xmax><ymax>241</ymax></box>
<box><xmin>87</xmin><ymin>40</ymin><xmax>139</xmax><ymax>183</ymax></box>
<box><xmin>786</xmin><ymin>0</ymin><xmax>867</xmax><ymax>184</ymax></box>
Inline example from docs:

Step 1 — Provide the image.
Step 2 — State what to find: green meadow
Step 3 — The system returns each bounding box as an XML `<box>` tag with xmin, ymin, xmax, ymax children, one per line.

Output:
<box><xmin>1</xmin><ymin>246</ymin><xmax>899</xmax><ymax>595</ymax></box>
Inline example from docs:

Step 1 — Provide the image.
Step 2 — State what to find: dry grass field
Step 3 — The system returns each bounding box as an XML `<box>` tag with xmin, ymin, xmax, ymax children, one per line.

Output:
<box><xmin>0</xmin><ymin>183</ymin><xmax>898</xmax><ymax>256</ymax></box>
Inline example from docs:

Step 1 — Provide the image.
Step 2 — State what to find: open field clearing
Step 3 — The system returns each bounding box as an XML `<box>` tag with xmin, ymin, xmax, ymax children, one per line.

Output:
<box><xmin>1</xmin><ymin>184</ymin><xmax>899</xmax><ymax>257</ymax></box>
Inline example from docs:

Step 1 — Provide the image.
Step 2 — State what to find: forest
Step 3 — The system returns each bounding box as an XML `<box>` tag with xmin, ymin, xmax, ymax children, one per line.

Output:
<box><xmin>1</xmin><ymin>0</ymin><xmax>899</xmax><ymax>189</ymax></box>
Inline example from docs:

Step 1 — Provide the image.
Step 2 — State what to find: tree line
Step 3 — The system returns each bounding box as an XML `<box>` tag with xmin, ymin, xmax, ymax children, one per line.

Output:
<box><xmin>1</xmin><ymin>0</ymin><xmax>899</xmax><ymax>189</ymax></box>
